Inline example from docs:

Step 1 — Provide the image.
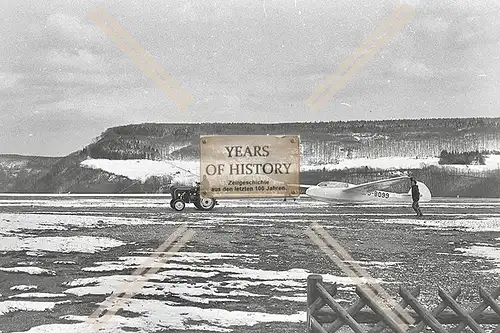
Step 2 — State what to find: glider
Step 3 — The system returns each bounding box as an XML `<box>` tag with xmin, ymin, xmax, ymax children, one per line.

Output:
<box><xmin>301</xmin><ymin>176</ymin><xmax>431</xmax><ymax>203</ymax></box>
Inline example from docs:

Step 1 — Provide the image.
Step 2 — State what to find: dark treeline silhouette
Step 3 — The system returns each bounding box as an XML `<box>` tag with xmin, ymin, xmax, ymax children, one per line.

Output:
<box><xmin>85</xmin><ymin>118</ymin><xmax>500</xmax><ymax>162</ymax></box>
<box><xmin>439</xmin><ymin>150</ymin><xmax>486</xmax><ymax>165</ymax></box>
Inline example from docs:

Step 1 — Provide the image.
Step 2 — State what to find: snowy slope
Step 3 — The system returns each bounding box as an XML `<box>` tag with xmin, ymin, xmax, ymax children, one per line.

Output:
<box><xmin>303</xmin><ymin>155</ymin><xmax>500</xmax><ymax>171</ymax></box>
<box><xmin>301</xmin><ymin>157</ymin><xmax>440</xmax><ymax>171</ymax></box>
<box><xmin>80</xmin><ymin>156</ymin><xmax>500</xmax><ymax>182</ymax></box>
<box><xmin>80</xmin><ymin>159</ymin><xmax>199</xmax><ymax>184</ymax></box>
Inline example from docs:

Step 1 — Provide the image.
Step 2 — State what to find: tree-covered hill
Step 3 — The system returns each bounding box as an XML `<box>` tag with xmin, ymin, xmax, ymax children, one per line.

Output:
<box><xmin>1</xmin><ymin>117</ymin><xmax>500</xmax><ymax>195</ymax></box>
<box><xmin>85</xmin><ymin>117</ymin><xmax>500</xmax><ymax>164</ymax></box>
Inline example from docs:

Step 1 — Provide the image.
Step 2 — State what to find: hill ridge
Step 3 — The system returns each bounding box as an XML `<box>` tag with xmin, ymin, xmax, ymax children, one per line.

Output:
<box><xmin>1</xmin><ymin>117</ymin><xmax>499</xmax><ymax>194</ymax></box>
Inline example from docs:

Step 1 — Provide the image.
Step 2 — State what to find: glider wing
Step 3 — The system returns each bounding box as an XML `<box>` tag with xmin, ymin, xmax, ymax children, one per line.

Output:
<box><xmin>343</xmin><ymin>176</ymin><xmax>410</xmax><ymax>193</ymax></box>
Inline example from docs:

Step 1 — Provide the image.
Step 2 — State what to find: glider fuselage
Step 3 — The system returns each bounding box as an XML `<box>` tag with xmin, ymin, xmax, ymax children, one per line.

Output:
<box><xmin>305</xmin><ymin>180</ymin><xmax>431</xmax><ymax>204</ymax></box>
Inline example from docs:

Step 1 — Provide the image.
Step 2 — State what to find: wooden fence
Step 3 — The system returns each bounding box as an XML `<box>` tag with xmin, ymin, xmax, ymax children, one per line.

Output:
<box><xmin>307</xmin><ymin>275</ymin><xmax>500</xmax><ymax>333</ymax></box>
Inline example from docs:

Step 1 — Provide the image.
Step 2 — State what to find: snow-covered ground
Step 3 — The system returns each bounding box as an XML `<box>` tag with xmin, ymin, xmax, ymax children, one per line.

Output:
<box><xmin>0</xmin><ymin>207</ymin><xmax>376</xmax><ymax>332</ymax></box>
<box><xmin>0</xmin><ymin>236</ymin><xmax>126</xmax><ymax>254</ymax></box>
<box><xmin>0</xmin><ymin>266</ymin><xmax>56</xmax><ymax>276</ymax></box>
<box><xmin>80</xmin><ymin>156</ymin><xmax>500</xmax><ymax>182</ymax></box>
<box><xmin>455</xmin><ymin>242</ymin><xmax>500</xmax><ymax>274</ymax></box>
<box><xmin>0</xmin><ymin>300</ymin><xmax>63</xmax><ymax>316</ymax></box>
<box><xmin>368</xmin><ymin>216</ymin><xmax>500</xmax><ymax>232</ymax></box>
<box><xmin>0</xmin><ymin>213</ymin><xmax>162</xmax><ymax>236</ymax></box>
<box><xmin>1</xmin><ymin>197</ymin><xmax>499</xmax><ymax>333</ymax></box>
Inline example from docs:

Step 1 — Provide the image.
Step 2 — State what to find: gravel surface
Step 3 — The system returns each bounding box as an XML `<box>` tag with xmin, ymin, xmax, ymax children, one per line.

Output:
<box><xmin>0</xmin><ymin>196</ymin><xmax>499</xmax><ymax>333</ymax></box>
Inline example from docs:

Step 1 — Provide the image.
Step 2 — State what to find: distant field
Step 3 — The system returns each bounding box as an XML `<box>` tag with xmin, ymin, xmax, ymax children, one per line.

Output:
<box><xmin>2</xmin><ymin>153</ymin><xmax>499</xmax><ymax>195</ymax></box>
<box><xmin>80</xmin><ymin>156</ymin><xmax>500</xmax><ymax>179</ymax></box>
<box><xmin>77</xmin><ymin>156</ymin><xmax>500</xmax><ymax>197</ymax></box>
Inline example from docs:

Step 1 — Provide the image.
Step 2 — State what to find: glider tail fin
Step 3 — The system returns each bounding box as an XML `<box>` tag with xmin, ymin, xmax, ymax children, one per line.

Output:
<box><xmin>410</xmin><ymin>181</ymin><xmax>432</xmax><ymax>202</ymax></box>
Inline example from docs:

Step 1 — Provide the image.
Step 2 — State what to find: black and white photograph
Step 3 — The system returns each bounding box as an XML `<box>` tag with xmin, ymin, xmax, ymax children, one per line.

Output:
<box><xmin>1</xmin><ymin>1</ymin><xmax>500</xmax><ymax>332</ymax></box>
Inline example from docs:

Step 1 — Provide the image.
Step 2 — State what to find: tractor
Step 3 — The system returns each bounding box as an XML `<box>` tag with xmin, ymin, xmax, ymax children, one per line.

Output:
<box><xmin>169</xmin><ymin>183</ymin><xmax>217</xmax><ymax>211</ymax></box>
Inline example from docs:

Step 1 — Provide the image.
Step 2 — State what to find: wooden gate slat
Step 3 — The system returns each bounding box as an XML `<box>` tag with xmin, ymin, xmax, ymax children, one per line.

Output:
<box><xmin>317</xmin><ymin>283</ymin><xmax>338</xmax><ymax>313</ymax></box>
<box><xmin>307</xmin><ymin>274</ymin><xmax>500</xmax><ymax>333</ymax></box>
<box><xmin>308</xmin><ymin>274</ymin><xmax>325</xmax><ymax>333</ymax></box>
<box><xmin>317</xmin><ymin>283</ymin><xmax>365</xmax><ymax>333</ymax></box>
<box><xmin>478</xmin><ymin>287</ymin><xmax>500</xmax><ymax>315</ymax></box>
<box><xmin>400</xmin><ymin>286</ymin><xmax>448</xmax><ymax>333</ymax></box>
<box><xmin>357</xmin><ymin>285</ymin><xmax>408</xmax><ymax>333</ymax></box>
<box><xmin>369</xmin><ymin>287</ymin><xmax>420</xmax><ymax>333</ymax></box>
<box><xmin>312</xmin><ymin>308</ymin><xmax>500</xmax><ymax>324</ymax></box>
<box><xmin>311</xmin><ymin>316</ymin><xmax>331</xmax><ymax>333</ymax></box>
<box><xmin>438</xmin><ymin>287</ymin><xmax>486</xmax><ymax>333</ymax></box>
<box><xmin>453</xmin><ymin>286</ymin><xmax>500</xmax><ymax>333</ymax></box>
<box><xmin>310</xmin><ymin>297</ymin><xmax>326</xmax><ymax>313</ymax></box>
<box><xmin>327</xmin><ymin>293</ymin><xmax>368</xmax><ymax>333</ymax></box>
<box><xmin>310</xmin><ymin>282</ymin><xmax>337</xmax><ymax>331</ymax></box>
<box><xmin>408</xmin><ymin>287</ymin><xmax>461</xmax><ymax>333</ymax></box>
<box><xmin>478</xmin><ymin>287</ymin><xmax>500</xmax><ymax>333</ymax></box>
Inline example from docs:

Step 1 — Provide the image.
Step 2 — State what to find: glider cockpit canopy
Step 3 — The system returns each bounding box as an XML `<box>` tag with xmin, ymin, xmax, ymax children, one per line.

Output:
<box><xmin>317</xmin><ymin>181</ymin><xmax>350</xmax><ymax>188</ymax></box>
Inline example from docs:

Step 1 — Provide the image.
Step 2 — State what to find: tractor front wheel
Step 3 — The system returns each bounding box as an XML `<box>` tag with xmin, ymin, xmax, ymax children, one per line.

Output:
<box><xmin>172</xmin><ymin>199</ymin><xmax>186</xmax><ymax>211</ymax></box>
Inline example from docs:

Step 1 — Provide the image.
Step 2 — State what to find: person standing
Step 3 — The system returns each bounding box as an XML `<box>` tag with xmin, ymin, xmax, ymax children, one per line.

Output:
<box><xmin>200</xmin><ymin>175</ymin><xmax>211</xmax><ymax>196</ymax></box>
<box><xmin>411</xmin><ymin>178</ymin><xmax>423</xmax><ymax>217</ymax></box>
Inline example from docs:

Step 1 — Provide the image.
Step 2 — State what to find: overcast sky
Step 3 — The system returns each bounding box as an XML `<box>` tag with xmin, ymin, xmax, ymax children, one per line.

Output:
<box><xmin>1</xmin><ymin>0</ymin><xmax>499</xmax><ymax>156</ymax></box>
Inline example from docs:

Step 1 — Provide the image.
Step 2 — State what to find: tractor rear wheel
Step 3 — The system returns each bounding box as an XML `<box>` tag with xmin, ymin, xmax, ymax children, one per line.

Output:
<box><xmin>198</xmin><ymin>197</ymin><xmax>216</xmax><ymax>211</ymax></box>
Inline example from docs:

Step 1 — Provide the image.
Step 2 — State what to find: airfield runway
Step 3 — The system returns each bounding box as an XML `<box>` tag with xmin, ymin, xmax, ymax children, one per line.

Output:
<box><xmin>0</xmin><ymin>195</ymin><xmax>499</xmax><ymax>333</ymax></box>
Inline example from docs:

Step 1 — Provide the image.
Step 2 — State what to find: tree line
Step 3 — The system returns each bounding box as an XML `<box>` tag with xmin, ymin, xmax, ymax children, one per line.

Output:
<box><xmin>438</xmin><ymin>150</ymin><xmax>485</xmax><ymax>165</ymax></box>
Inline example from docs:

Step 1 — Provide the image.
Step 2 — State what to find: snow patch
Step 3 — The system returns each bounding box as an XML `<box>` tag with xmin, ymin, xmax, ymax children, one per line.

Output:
<box><xmin>0</xmin><ymin>236</ymin><xmax>125</xmax><ymax>253</ymax></box>
<box><xmin>344</xmin><ymin>260</ymin><xmax>402</xmax><ymax>268</ymax></box>
<box><xmin>26</xmin><ymin>251</ymin><xmax>45</xmax><ymax>257</ymax></box>
<box><xmin>8</xmin><ymin>293</ymin><xmax>67</xmax><ymax>299</ymax></box>
<box><xmin>372</xmin><ymin>217</ymin><xmax>500</xmax><ymax>232</ymax></box>
<box><xmin>54</xmin><ymin>261</ymin><xmax>77</xmax><ymax>265</ymax></box>
<box><xmin>0</xmin><ymin>266</ymin><xmax>55</xmax><ymax>276</ymax></box>
<box><xmin>63</xmin><ymin>275</ymin><xmax>265</xmax><ymax>299</ymax></box>
<box><xmin>272</xmin><ymin>295</ymin><xmax>307</xmax><ymax>302</ymax></box>
<box><xmin>10</xmin><ymin>285</ymin><xmax>38</xmax><ymax>291</ymax></box>
<box><xmin>79</xmin><ymin>256</ymin><xmax>379</xmax><ymax>285</ymax></box>
<box><xmin>11</xmin><ymin>299</ymin><xmax>305</xmax><ymax>332</ymax></box>
<box><xmin>0</xmin><ymin>301</ymin><xmax>58</xmax><ymax>316</ymax></box>
<box><xmin>0</xmin><ymin>213</ymin><xmax>159</xmax><ymax>236</ymax></box>
<box><xmin>455</xmin><ymin>245</ymin><xmax>500</xmax><ymax>273</ymax></box>
<box><xmin>82</xmin><ymin>252</ymin><xmax>258</xmax><ymax>272</ymax></box>
<box><xmin>129</xmin><ymin>251</ymin><xmax>258</xmax><ymax>263</ymax></box>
